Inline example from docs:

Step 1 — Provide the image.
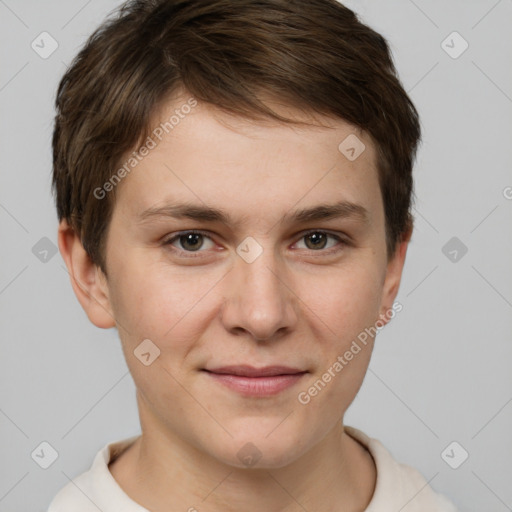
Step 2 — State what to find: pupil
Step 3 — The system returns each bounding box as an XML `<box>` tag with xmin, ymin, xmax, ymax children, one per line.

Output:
<box><xmin>179</xmin><ymin>233</ymin><xmax>327</xmax><ymax>251</ymax></box>
<box><xmin>307</xmin><ymin>232</ymin><xmax>326</xmax><ymax>250</ymax></box>
<box><xmin>181</xmin><ymin>233</ymin><xmax>202</xmax><ymax>251</ymax></box>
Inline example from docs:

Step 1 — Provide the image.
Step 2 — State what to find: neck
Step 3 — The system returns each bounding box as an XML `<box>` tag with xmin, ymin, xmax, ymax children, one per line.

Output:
<box><xmin>109</xmin><ymin>418</ymin><xmax>376</xmax><ymax>512</ymax></box>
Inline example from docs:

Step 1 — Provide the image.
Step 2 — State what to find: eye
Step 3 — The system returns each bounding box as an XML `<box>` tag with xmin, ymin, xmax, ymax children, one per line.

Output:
<box><xmin>163</xmin><ymin>230</ymin><xmax>215</xmax><ymax>253</ymax></box>
<box><xmin>163</xmin><ymin>229</ymin><xmax>348</xmax><ymax>257</ymax></box>
<box><xmin>294</xmin><ymin>230</ymin><xmax>346</xmax><ymax>252</ymax></box>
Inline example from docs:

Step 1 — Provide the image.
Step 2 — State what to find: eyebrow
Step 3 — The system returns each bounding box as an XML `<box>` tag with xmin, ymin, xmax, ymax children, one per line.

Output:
<box><xmin>136</xmin><ymin>200</ymin><xmax>370</xmax><ymax>227</ymax></box>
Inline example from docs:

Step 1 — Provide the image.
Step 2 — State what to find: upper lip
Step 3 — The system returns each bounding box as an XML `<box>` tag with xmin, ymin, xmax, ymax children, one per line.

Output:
<box><xmin>204</xmin><ymin>365</ymin><xmax>306</xmax><ymax>377</ymax></box>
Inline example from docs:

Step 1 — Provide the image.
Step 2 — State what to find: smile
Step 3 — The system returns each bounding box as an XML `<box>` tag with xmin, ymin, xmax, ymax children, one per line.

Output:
<box><xmin>202</xmin><ymin>365</ymin><xmax>308</xmax><ymax>397</ymax></box>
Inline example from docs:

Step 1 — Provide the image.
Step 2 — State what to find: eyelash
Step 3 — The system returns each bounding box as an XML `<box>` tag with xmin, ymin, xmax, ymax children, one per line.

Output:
<box><xmin>162</xmin><ymin>229</ymin><xmax>349</xmax><ymax>257</ymax></box>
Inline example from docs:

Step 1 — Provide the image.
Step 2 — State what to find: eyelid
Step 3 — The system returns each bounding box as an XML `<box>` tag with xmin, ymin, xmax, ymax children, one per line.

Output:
<box><xmin>163</xmin><ymin>228</ymin><xmax>349</xmax><ymax>256</ymax></box>
<box><xmin>293</xmin><ymin>229</ymin><xmax>349</xmax><ymax>253</ymax></box>
<box><xmin>163</xmin><ymin>229</ymin><xmax>216</xmax><ymax>256</ymax></box>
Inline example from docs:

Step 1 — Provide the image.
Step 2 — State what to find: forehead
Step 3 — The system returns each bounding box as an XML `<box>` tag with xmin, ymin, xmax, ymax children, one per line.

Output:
<box><xmin>113</xmin><ymin>94</ymin><xmax>382</xmax><ymax>227</ymax></box>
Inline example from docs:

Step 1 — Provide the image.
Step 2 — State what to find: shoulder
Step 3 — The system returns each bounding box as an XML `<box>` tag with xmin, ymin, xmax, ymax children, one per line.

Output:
<box><xmin>46</xmin><ymin>435</ymin><xmax>142</xmax><ymax>512</ymax></box>
<box><xmin>46</xmin><ymin>449</ymin><xmax>105</xmax><ymax>512</ymax></box>
<box><xmin>344</xmin><ymin>426</ymin><xmax>459</xmax><ymax>512</ymax></box>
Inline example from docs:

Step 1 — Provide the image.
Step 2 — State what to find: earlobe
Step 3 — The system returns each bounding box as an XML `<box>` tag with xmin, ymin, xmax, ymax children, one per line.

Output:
<box><xmin>57</xmin><ymin>219</ymin><xmax>116</xmax><ymax>329</ymax></box>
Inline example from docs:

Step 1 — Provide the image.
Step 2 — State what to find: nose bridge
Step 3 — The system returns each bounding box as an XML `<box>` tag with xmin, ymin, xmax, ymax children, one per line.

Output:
<box><xmin>222</xmin><ymin>236</ymin><xmax>296</xmax><ymax>340</ymax></box>
<box><xmin>239</xmin><ymin>243</ymin><xmax>281</xmax><ymax>298</ymax></box>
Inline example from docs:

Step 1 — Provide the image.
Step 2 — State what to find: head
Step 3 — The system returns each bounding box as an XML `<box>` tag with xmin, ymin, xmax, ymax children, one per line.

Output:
<box><xmin>54</xmin><ymin>0</ymin><xmax>420</xmax><ymax>469</ymax></box>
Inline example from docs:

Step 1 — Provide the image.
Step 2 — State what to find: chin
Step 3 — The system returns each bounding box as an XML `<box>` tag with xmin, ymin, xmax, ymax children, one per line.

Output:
<box><xmin>208</xmin><ymin>427</ymin><xmax>308</xmax><ymax>470</ymax></box>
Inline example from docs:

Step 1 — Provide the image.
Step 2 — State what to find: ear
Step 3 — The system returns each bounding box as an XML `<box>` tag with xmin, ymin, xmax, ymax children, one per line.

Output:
<box><xmin>377</xmin><ymin>228</ymin><xmax>412</xmax><ymax>327</ymax></box>
<box><xmin>58</xmin><ymin>219</ymin><xmax>116</xmax><ymax>329</ymax></box>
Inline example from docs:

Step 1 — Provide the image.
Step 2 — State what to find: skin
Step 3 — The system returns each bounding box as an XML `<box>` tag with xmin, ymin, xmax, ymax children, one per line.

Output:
<box><xmin>58</xmin><ymin>91</ymin><xmax>411</xmax><ymax>512</ymax></box>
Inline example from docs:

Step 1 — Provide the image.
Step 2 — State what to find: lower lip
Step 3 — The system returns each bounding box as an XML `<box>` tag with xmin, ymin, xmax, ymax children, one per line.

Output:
<box><xmin>204</xmin><ymin>371</ymin><xmax>306</xmax><ymax>396</ymax></box>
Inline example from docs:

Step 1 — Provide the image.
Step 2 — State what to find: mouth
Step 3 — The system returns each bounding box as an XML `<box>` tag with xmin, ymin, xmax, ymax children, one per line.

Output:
<box><xmin>202</xmin><ymin>365</ymin><xmax>308</xmax><ymax>396</ymax></box>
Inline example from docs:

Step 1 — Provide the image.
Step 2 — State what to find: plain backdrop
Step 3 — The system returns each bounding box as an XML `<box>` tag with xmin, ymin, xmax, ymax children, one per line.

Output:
<box><xmin>1</xmin><ymin>1</ymin><xmax>511</xmax><ymax>510</ymax></box>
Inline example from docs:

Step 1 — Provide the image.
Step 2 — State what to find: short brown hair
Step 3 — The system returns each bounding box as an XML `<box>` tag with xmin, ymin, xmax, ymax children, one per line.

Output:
<box><xmin>52</xmin><ymin>0</ymin><xmax>421</xmax><ymax>275</ymax></box>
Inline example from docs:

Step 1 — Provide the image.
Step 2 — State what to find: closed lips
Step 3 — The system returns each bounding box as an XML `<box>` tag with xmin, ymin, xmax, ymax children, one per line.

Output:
<box><xmin>203</xmin><ymin>366</ymin><xmax>307</xmax><ymax>377</ymax></box>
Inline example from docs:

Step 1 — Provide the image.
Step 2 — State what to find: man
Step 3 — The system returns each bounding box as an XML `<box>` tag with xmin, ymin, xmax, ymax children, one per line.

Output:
<box><xmin>48</xmin><ymin>0</ymin><xmax>458</xmax><ymax>510</ymax></box>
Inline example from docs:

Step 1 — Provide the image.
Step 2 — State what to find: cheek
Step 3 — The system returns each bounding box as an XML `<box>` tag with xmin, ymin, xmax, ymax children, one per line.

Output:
<box><xmin>107</xmin><ymin>264</ymin><xmax>209</xmax><ymax>405</ymax></box>
<box><xmin>108</xmin><ymin>258</ymin><xmax>222</xmax><ymax>347</ymax></box>
<box><xmin>295</xmin><ymin>267</ymin><xmax>381</xmax><ymax>420</ymax></box>
<box><xmin>301</xmin><ymin>260</ymin><xmax>384</xmax><ymax>345</ymax></box>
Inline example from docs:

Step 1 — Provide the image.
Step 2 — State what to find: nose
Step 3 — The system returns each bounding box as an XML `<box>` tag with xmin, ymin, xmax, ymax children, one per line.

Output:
<box><xmin>220</xmin><ymin>245</ymin><xmax>298</xmax><ymax>342</ymax></box>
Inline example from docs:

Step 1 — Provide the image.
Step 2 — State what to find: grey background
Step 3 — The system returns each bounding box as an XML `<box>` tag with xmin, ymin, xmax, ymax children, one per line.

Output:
<box><xmin>1</xmin><ymin>0</ymin><xmax>511</xmax><ymax>510</ymax></box>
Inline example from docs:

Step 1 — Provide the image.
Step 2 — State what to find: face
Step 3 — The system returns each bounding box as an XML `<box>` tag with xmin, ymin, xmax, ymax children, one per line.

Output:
<box><xmin>63</xmin><ymin>93</ymin><xmax>408</xmax><ymax>469</ymax></box>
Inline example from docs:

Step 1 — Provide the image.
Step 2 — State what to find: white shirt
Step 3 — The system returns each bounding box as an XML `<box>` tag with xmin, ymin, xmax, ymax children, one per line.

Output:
<box><xmin>47</xmin><ymin>425</ymin><xmax>459</xmax><ymax>511</ymax></box>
